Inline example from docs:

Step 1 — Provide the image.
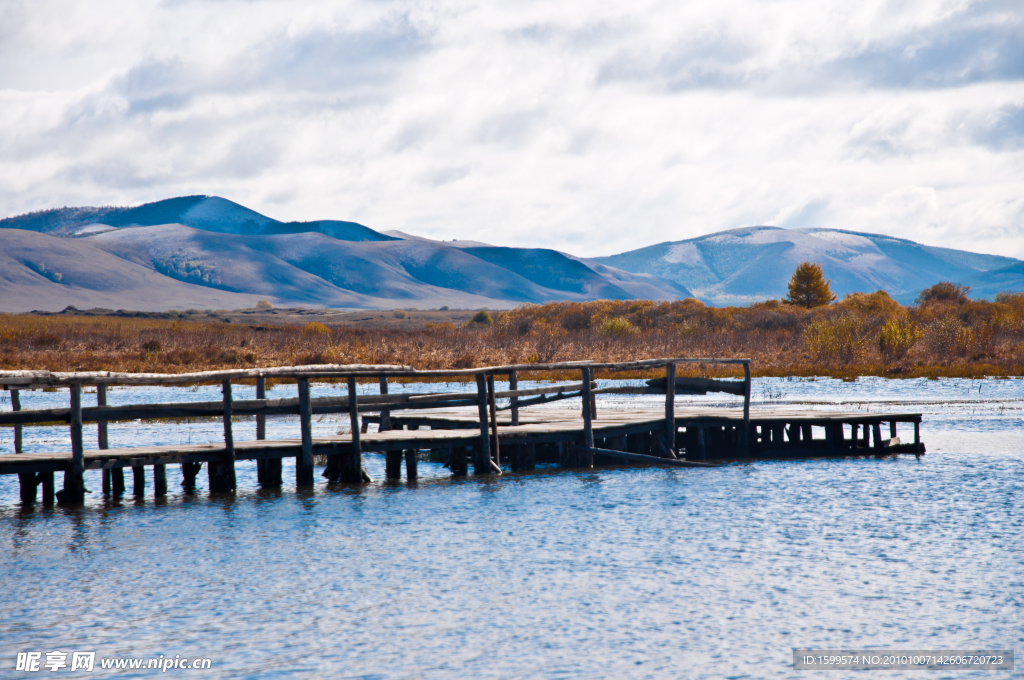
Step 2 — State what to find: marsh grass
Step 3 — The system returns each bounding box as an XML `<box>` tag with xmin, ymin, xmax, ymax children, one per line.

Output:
<box><xmin>2</xmin><ymin>293</ymin><xmax>1023</xmax><ymax>380</ymax></box>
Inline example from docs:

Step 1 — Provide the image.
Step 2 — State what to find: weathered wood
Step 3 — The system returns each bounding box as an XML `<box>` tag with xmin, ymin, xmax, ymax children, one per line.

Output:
<box><xmin>255</xmin><ymin>376</ymin><xmax>272</xmax><ymax>485</ymax></box>
<box><xmin>580</xmin><ymin>367</ymin><xmax>594</xmax><ymax>467</ymax></box>
<box><xmin>385</xmin><ymin>449</ymin><xmax>403</xmax><ymax>479</ymax></box>
<box><xmin>872</xmin><ymin>422</ymin><xmax>883</xmax><ymax>451</ymax></box>
<box><xmin>474</xmin><ymin>374</ymin><xmax>492</xmax><ymax>474</ymax></box>
<box><xmin>296</xmin><ymin>378</ymin><xmax>315</xmax><ymax>486</ymax></box>
<box><xmin>97</xmin><ymin>385</ymin><xmax>111</xmax><ymax>495</ymax></box>
<box><xmin>181</xmin><ymin>462</ymin><xmax>201</xmax><ymax>491</ymax></box>
<box><xmin>379</xmin><ymin>376</ymin><xmax>392</xmax><ymax>432</ymax></box>
<box><xmin>64</xmin><ymin>383</ymin><xmax>85</xmax><ymax>504</ymax></box>
<box><xmin>890</xmin><ymin>421</ymin><xmax>897</xmax><ymax>439</ymax></box>
<box><xmin>153</xmin><ymin>464</ymin><xmax>167</xmax><ymax>496</ymax></box>
<box><xmin>509</xmin><ymin>370</ymin><xmax>519</xmax><ymax>426</ymax></box>
<box><xmin>405</xmin><ymin>448</ymin><xmax>418</xmax><ymax>480</ymax></box>
<box><xmin>664</xmin><ymin>362</ymin><xmax>676</xmax><ymax>454</ymax></box>
<box><xmin>0</xmin><ymin>357</ymin><xmax>754</xmax><ymax>388</ymax></box>
<box><xmin>133</xmin><ymin>465</ymin><xmax>145</xmax><ymax>497</ymax></box>
<box><xmin>208</xmin><ymin>379</ymin><xmax>236</xmax><ymax>492</ymax></box>
<box><xmin>345</xmin><ymin>377</ymin><xmax>365</xmax><ymax>484</ymax></box>
<box><xmin>13</xmin><ymin>389</ymin><xmax>37</xmax><ymax>505</ymax></box>
<box><xmin>450</xmin><ymin>446</ymin><xmax>468</xmax><ymax>476</ymax></box>
<box><xmin>487</xmin><ymin>374</ymin><xmax>500</xmax><ymax>466</ymax></box>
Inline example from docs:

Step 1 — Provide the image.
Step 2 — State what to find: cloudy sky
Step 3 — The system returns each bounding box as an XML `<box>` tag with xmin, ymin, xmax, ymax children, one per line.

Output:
<box><xmin>1</xmin><ymin>0</ymin><xmax>1022</xmax><ymax>257</ymax></box>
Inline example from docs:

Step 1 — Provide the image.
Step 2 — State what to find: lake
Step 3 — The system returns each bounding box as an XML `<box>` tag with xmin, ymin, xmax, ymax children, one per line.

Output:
<box><xmin>1</xmin><ymin>377</ymin><xmax>1021</xmax><ymax>678</ymax></box>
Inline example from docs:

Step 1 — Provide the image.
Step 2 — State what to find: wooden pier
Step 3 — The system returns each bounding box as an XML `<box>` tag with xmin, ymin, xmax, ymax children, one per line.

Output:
<box><xmin>0</xmin><ymin>359</ymin><xmax>924</xmax><ymax>505</ymax></box>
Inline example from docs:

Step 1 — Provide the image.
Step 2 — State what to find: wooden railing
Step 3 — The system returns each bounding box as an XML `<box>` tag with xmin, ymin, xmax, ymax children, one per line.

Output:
<box><xmin>1</xmin><ymin>358</ymin><xmax>752</xmax><ymax>501</ymax></box>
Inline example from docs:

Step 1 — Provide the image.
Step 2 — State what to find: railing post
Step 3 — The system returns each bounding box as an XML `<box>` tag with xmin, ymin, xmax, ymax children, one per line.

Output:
<box><xmin>97</xmin><ymin>385</ymin><xmax>113</xmax><ymax>496</ymax></box>
<box><xmin>664</xmin><ymin>362</ymin><xmax>676</xmax><ymax>456</ymax></box>
<box><xmin>487</xmin><ymin>373</ymin><xmax>500</xmax><ymax>466</ymax></box>
<box><xmin>580</xmin><ymin>367</ymin><xmax>594</xmax><ymax>467</ymax></box>
<box><xmin>346</xmin><ymin>377</ymin><xmax>366</xmax><ymax>484</ymax></box>
<box><xmin>64</xmin><ymin>383</ymin><xmax>85</xmax><ymax>504</ymax></box>
<box><xmin>296</xmin><ymin>377</ymin><xmax>314</xmax><ymax>487</ymax></box>
<box><xmin>208</xmin><ymin>379</ymin><xmax>236</xmax><ymax>492</ymax></box>
<box><xmin>742</xmin><ymin>361</ymin><xmax>751</xmax><ymax>456</ymax></box>
<box><xmin>509</xmin><ymin>370</ymin><xmax>519</xmax><ymax>426</ymax></box>
<box><xmin>379</xmin><ymin>376</ymin><xmax>392</xmax><ymax>432</ymax></box>
<box><xmin>12</xmin><ymin>389</ymin><xmax>37</xmax><ymax>505</ymax></box>
<box><xmin>256</xmin><ymin>375</ymin><xmax>267</xmax><ymax>485</ymax></box>
<box><xmin>474</xmin><ymin>373</ymin><xmax>492</xmax><ymax>473</ymax></box>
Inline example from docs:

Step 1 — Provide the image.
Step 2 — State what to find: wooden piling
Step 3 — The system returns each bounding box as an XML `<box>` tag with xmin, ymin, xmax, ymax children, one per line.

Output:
<box><xmin>872</xmin><ymin>423</ymin><xmax>883</xmax><ymax>451</ymax></box>
<box><xmin>742</xmin><ymin>361</ymin><xmax>751</xmax><ymax>455</ymax></box>
<box><xmin>66</xmin><ymin>383</ymin><xmax>85</xmax><ymax>504</ymax></box>
<box><xmin>451</xmin><ymin>446</ymin><xmax>468</xmax><ymax>476</ymax></box>
<box><xmin>208</xmin><ymin>379</ymin><xmax>237</xmax><ymax>492</ymax></box>
<box><xmin>405</xmin><ymin>448</ymin><xmax>418</xmax><ymax>479</ymax></box>
<box><xmin>181</xmin><ymin>462</ymin><xmax>201</xmax><ymax>491</ymax></box>
<box><xmin>580</xmin><ymin>367</ymin><xmax>594</xmax><ymax>467</ymax></box>
<box><xmin>153</xmin><ymin>464</ymin><xmax>167</xmax><ymax>496</ymax></box>
<box><xmin>509</xmin><ymin>370</ymin><xmax>519</xmax><ymax>426</ymax></box>
<box><xmin>133</xmin><ymin>465</ymin><xmax>145</xmax><ymax>496</ymax></box>
<box><xmin>97</xmin><ymin>385</ymin><xmax>112</xmax><ymax>496</ymax></box>
<box><xmin>379</xmin><ymin>376</ymin><xmax>392</xmax><ymax>432</ymax></box>
<box><xmin>487</xmin><ymin>373</ymin><xmax>501</xmax><ymax>466</ymax></box>
<box><xmin>345</xmin><ymin>377</ymin><xmax>365</xmax><ymax>484</ymax></box>
<box><xmin>13</xmin><ymin>389</ymin><xmax>38</xmax><ymax>505</ymax></box>
<box><xmin>385</xmin><ymin>449</ymin><xmax>403</xmax><ymax>479</ymax></box>
<box><xmin>664</xmin><ymin>362</ymin><xmax>676</xmax><ymax>455</ymax></box>
<box><xmin>474</xmin><ymin>374</ymin><xmax>492</xmax><ymax>473</ymax></box>
<box><xmin>295</xmin><ymin>378</ymin><xmax>315</xmax><ymax>486</ymax></box>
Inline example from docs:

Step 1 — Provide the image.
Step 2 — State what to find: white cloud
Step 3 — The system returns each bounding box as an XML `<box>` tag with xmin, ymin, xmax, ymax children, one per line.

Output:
<box><xmin>1</xmin><ymin>0</ymin><xmax>1022</xmax><ymax>257</ymax></box>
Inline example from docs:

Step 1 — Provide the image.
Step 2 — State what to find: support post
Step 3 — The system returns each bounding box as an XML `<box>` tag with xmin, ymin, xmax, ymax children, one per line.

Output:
<box><xmin>65</xmin><ymin>383</ymin><xmax>85</xmax><ymax>504</ymax></box>
<box><xmin>509</xmin><ymin>370</ymin><xmax>519</xmax><ymax>427</ymax></box>
<box><xmin>133</xmin><ymin>465</ymin><xmax>145</xmax><ymax>497</ymax></box>
<box><xmin>97</xmin><ymin>385</ymin><xmax>111</xmax><ymax>495</ymax></box>
<box><xmin>487</xmin><ymin>373</ymin><xmax>500</xmax><ymax>466</ymax></box>
<box><xmin>742</xmin><ymin>361</ymin><xmax>752</xmax><ymax>455</ymax></box>
<box><xmin>664</xmin><ymin>362</ymin><xmax>676</xmax><ymax>456</ymax></box>
<box><xmin>379</xmin><ymin>376</ymin><xmax>392</xmax><ymax>432</ymax></box>
<box><xmin>474</xmin><ymin>374</ymin><xmax>492</xmax><ymax>473</ymax></box>
<box><xmin>872</xmin><ymin>422</ymin><xmax>883</xmax><ymax>451</ymax></box>
<box><xmin>523</xmin><ymin>443</ymin><xmax>536</xmax><ymax>470</ymax></box>
<box><xmin>580</xmin><ymin>367</ymin><xmax>594</xmax><ymax>467</ymax></box>
<box><xmin>890</xmin><ymin>421</ymin><xmax>897</xmax><ymax>438</ymax></box>
<box><xmin>405</xmin><ymin>448</ymin><xmax>418</xmax><ymax>480</ymax></box>
<box><xmin>385</xmin><ymin>449</ymin><xmax>403</xmax><ymax>479</ymax></box>
<box><xmin>450</xmin><ymin>446</ymin><xmax>468</xmax><ymax>476</ymax></box>
<box><xmin>914</xmin><ymin>419</ymin><xmax>921</xmax><ymax>452</ymax></box>
<box><xmin>181</xmin><ymin>462</ymin><xmax>201</xmax><ymax>492</ymax></box>
<box><xmin>255</xmin><ymin>375</ymin><xmax>267</xmax><ymax>485</ymax></box>
<box><xmin>154</xmin><ymin>464</ymin><xmax>167</xmax><ymax>496</ymax></box>
<box><xmin>13</xmin><ymin>389</ymin><xmax>37</xmax><ymax>505</ymax></box>
<box><xmin>346</xmin><ymin>377</ymin><xmax>366</xmax><ymax>484</ymax></box>
<box><xmin>296</xmin><ymin>377</ymin><xmax>315</xmax><ymax>487</ymax></box>
<box><xmin>208</xmin><ymin>379</ymin><xmax>237</xmax><ymax>492</ymax></box>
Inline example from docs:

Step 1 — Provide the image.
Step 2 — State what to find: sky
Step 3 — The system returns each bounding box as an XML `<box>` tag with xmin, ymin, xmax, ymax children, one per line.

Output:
<box><xmin>1</xmin><ymin>0</ymin><xmax>1022</xmax><ymax>257</ymax></box>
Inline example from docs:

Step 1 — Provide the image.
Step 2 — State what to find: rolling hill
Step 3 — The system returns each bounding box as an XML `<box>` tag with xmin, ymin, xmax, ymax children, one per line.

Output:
<box><xmin>0</xmin><ymin>197</ymin><xmax>689</xmax><ymax>312</ymax></box>
<box><xmin>593</xmin><ymin>226</ymin><xmax>1020</xmax><ymax>304</ymax></box>
<box><xmin>2</xmin><ymin>196</ymin><xmax>1018</xmax><ymax>312</ymax></box>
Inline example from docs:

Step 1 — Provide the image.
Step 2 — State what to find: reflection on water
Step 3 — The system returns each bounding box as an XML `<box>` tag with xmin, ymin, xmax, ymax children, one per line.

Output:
<box><xmin>0</xmin><ymin>378</ymin><xmax>1021</xmax><ymax>679</ymax></box>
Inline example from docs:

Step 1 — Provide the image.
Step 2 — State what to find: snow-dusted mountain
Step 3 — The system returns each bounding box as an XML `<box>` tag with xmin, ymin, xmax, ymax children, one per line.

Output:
<box><xmin>0</xmin><ymin>197</ymin><xmax>688</xmax><ymax>312</ymax></box>
<box><xmin>594</xmin><ymin>226</ymin><xmax>1019</xmax><ymax>304</ymax></box>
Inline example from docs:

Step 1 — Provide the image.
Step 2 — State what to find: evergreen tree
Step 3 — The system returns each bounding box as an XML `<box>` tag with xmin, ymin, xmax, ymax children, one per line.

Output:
<box><xmin>784</xmin><ymin>262</ymin><xmax>837</xmax><ymax>308</ymax></box>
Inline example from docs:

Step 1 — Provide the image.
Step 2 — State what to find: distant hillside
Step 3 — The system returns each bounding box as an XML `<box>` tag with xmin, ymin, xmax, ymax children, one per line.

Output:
<box><xmin>594</xmin><ymin>226</ymin><xmax>1020</xmax><ymax>304</ymax></box>
<box><xmin>0</xmin><ymin>196</ymin><xmax>691</xmax><ymax>312</ymax></box>
<box><xmin>1</xmin><ymin>195</ymin><xmax>397</xmax><ymax>242</ymax></box>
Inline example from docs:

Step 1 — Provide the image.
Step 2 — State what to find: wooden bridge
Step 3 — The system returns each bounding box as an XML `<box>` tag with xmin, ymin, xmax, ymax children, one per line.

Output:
<box><xmin>0</xmin><ymin>359</ymin><xmax>924</xmax><ymax>505</ymax></box>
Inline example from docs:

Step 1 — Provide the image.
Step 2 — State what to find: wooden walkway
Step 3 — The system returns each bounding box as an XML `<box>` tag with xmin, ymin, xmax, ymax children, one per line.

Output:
<box><xmin>1</xmin><ymin>359</ymin><xmax>924</xmax><ymax>505</ymax></box>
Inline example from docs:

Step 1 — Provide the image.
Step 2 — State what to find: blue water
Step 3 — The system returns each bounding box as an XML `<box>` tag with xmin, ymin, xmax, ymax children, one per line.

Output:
<box><xmin>0</xmin><ymin>378</ymin><xmax>1021</xmax><ymax>678</ymax></box>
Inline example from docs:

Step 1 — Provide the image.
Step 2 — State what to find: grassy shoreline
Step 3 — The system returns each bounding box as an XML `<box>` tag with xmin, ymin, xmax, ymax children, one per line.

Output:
<box><xmin>2</xmin><ymin>295</ymin><xmax>1022</xmax><ymax>381</ymax></box>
